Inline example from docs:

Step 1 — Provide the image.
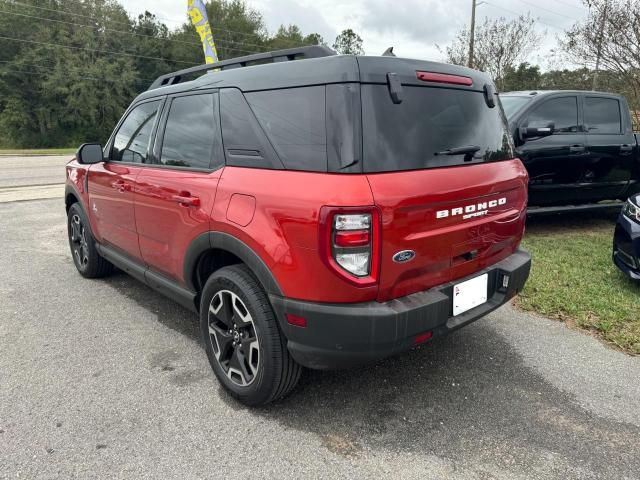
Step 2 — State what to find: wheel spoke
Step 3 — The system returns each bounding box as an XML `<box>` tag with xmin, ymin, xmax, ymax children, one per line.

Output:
<box><xmin>208</xmin><ymin>323</ymin><xmax>234</xmax><ymax>360</ymax></box>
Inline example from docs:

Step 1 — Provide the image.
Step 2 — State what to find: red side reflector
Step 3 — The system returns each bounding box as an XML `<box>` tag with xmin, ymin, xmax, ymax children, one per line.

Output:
<box><xmin>414</xmin><ymin>331</ymin><xmax>433</xmax><ymax>345</ymax></box>
<box><xmin>286</xmin><ymin>314</ymin><xmax>307</xmax><ymax>328</ymax></box>
<box><xmin>416</xmin><ymin>71</ymin><xmax>473</xmax><ymax>86</ymax></box>
<box><xmin>334</xmin><ymin>229</ymin><xmax>370</xmax><ymax>247</ymax></box>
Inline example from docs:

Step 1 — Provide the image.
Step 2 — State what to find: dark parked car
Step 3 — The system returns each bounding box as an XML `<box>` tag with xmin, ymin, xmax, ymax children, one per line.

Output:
<box><xmin>613</xmin><ymin>194</ymin><xmax>640</xmax><ymax>279</ymax></box>
<box><xmin>501</xmin><ymin>90</ymin><xmax>640</xmax><ymax>211</ymax></box>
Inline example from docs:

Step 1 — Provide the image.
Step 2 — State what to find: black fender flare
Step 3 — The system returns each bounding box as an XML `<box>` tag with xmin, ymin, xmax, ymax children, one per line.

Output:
<box><xmin>64</xmin><ymin>185</ymin><xmax>81</xmax><ymax>210</ymax></box>
<box><xmin>183</xmin><ymin>232</ymin><xmax>283</xmax><ymax>296</ymax></box>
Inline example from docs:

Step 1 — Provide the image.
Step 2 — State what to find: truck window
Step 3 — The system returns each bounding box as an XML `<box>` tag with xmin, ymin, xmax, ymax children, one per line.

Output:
<box><xmin>245</xmin><ymin>87</ymin><xmax>327</xmax><ymax>172</ymax></box>
<box><xmin>159</xmin><ymin>94</ymin><xmax>219</xmax><ymax>169</ymax></box>
<box><xmin>585</xmin><ymin>97</ymin><xmax>622</xmax><ymax>134</ymax></box>
<box><xmin>526</xmin><ymin>97</ymin><xmax>579</xmax><ymax>133</ymax></box>
<box><xmin>112</xmin><ymin>100</ymin><xmax>162</xmax><ymax>163</ymax></box>
<box><xmin>361</xmin><ymin>84</ymin><xmax>514</xmax><ymax>173</ymax></box>
<box><xmin>500</xmin><ymin>96</ymin><xmax>531</xmax><ymax>119</ymax></box>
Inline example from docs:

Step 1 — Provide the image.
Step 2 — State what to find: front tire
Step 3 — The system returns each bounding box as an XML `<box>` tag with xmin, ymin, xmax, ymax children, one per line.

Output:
<box><xmin>67</xmin><ymin>203</ymin><xmax>113</xmax><ymax>278</ymax></box>
<box><xmin>200</xmin><ymin>265</ymin><xmax>301</xmax><ymax>406</ymax></box>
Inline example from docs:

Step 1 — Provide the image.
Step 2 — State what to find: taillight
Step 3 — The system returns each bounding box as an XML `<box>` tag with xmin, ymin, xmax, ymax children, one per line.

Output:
<box><xmin>319</xmin><ymin>207</ymin><xmax>381</xmax><ymax>287</ymax></box>
<box><xmin>416</xmin><ymin>71</ymin><xmax>473</xmax><ymax>86</ymax></box>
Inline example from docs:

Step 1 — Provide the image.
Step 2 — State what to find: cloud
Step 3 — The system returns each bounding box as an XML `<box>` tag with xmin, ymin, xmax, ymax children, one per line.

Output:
<box><xmin>358</xmin><ymin>0</ymin><xmax>467</xmax><ymax>45</ymax></box>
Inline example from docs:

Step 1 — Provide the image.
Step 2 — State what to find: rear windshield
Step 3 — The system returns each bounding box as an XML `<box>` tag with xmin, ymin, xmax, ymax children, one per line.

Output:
<box><xmin>500</xmin><ymin>95</ymin><xmax>532</xmax><ymax>118</ymax></box>
<box><xmin>362</xmin><ymin>85</ymin><xmax>514</xmax><ymax>173</ymax></box>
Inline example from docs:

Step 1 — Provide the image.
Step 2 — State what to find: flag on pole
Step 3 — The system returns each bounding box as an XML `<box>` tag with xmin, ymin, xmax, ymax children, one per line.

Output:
<box><xmin>187</xmin><ymin>0</ymin><xmax>219</xmax><ymax>64</ymax></box>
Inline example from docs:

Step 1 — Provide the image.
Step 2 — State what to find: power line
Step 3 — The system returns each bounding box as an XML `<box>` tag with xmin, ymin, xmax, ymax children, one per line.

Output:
<box><xmin>8</xmin><ymin>0</ymin><xmax>309</xmax><ymax>50</ymax></box>
<box><xmin>0</xmin><ymin>35</ymin><xmax>198</xmax><ymax>65</ymax></box>
<box><xmin>482</xmin><ymin>1</ymin><xmax>568</xmax><ymax>31</ymax></box>
<box><xmin>0</xmin><ymin>8</ymin><xmax>271</xmax><ymax>57</ymax></box>
<box><xmin>0</xmin><ymin>67</ymin><xmax>150</xmax><ymax>86</ymax></box>
<box><xmin>517</xmin><ymin>0</ymin><xmax>576</xmax><ymax>20</ymax></box>
<box><xmin>0</xmin><ymin>59</ymin><xmax>156</xmax><ymax>82</ymax></box>
<box><xmin>0</xmin><ymin>7</ymin><xmax>201</xmax><ymax>47</ymax></box>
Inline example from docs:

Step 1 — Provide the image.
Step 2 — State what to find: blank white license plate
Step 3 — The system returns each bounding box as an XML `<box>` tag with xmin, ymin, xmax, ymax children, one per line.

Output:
<box><xmin>453</xmin><ymin>273</ymin><xmax>488</xmax><ymax>316</ymax></box>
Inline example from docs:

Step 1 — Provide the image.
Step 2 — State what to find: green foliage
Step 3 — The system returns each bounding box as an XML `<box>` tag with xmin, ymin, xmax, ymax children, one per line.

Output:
<box><xmin>332</xmin><ymin>29</ymin><xmax>364</xmax><ymax>55</ymax></box>
<box><xmin>501</xmin><ymin>63</ymin><xmax>541</xmax><ymax>91</ymax></box>
<box><xmin>0</xmin><ymin>0</ymin><xmax>324</xmax><ymax>148</ymax></box>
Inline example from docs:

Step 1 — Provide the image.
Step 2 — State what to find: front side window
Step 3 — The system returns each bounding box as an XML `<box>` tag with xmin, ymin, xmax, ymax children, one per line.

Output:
<box><xmin>112</xmin><ymin>100</ymin><xmax>161</xmax><ymax>163</ymax></box>
<box><xmin>585</xmin><ymin>97</ymin><xmax>622</xmax><ymax>134</ymax></box>
<box><xmin>527</xmin><ymin>97</ymin><xmax>579</xmax><ymax>133</ymax></box>
<box><xmin>160</xmin><ymin>94</ymin><xmax>217</xmax><ymax>169</ymax></box>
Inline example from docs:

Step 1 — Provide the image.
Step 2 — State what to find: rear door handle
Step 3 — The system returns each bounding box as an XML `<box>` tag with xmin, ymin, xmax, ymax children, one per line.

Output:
<box><xmin>172</xmin><ymin>193</ymin><xmax>200</xmax><ymax>207</ymax></box>
<box><xmin>569</xmin><ymin>145</ymin><xmax>586</xmax><ymax>154</ymax></box>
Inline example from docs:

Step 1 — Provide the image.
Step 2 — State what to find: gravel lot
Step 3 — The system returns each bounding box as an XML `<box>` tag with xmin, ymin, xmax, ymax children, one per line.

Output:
<box><xmin>1</xmin><ymin>197</ymin><xmax>639</xmax><ymax>480</ymax></box>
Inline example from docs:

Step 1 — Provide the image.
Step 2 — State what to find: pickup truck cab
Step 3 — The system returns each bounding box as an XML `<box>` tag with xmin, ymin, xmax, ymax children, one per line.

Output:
<box><xmin>501</xmin><ymin>90</ymin><xmax>640</xmax><ymax>210</ymax></box>
<box><xmin>65</xmin><ymin>47</ymin><xmax>531</xmax><ymax>406</ymax></box>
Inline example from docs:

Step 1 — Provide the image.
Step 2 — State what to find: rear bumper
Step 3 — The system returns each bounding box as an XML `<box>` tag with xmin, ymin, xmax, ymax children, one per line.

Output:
<box><xmin>270</xmin><ymin>248</ymin><xmax>531</xmax><ymax>369</ymax></box>
<box><xmin>613</xmin><ymin>213</ymin><xmax>640</xmax><ymax>280</ymax></box>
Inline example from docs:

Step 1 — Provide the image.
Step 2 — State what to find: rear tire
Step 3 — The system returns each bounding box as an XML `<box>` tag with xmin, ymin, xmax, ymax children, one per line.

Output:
<box><xmin>67</xmin><ymin>203</ymin><xmax>113</xmax><ymax>278</ymax></box>
<box><xmin>200</xmin><ymin>264</ymin><xmax>301</xmax><ymax>406</ymax></box>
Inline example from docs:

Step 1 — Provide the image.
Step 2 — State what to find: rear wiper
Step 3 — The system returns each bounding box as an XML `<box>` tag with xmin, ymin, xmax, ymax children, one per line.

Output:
<box><xmin>435</xmin><ymin>145</ymin><xmax>482</xmax><ymax>156</ymax></box>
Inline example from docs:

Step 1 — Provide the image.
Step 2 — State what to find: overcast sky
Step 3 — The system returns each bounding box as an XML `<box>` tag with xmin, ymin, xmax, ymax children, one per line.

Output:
<box><xmin>121</xmin><ymin>0</ymin><xmax>590</xmax><ymax>70</ymax></box>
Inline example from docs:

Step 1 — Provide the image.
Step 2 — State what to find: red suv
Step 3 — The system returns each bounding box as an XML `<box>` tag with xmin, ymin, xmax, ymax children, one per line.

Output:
<box><xmin>65</xmin><ymin>46</ymin><xmax>531</xmax><ymax>406</ymax></box>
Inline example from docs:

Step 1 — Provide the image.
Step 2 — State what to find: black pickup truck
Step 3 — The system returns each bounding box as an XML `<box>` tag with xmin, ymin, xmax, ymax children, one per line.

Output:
<box><xmin>501</xmin><ymin>90</ymin><xmax>640</xmax><ymax>211</ymax></box>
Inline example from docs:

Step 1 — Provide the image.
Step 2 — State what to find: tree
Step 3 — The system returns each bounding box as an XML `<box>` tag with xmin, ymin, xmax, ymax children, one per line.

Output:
<box><xmin>333</xmin><ymin>29</ymin><xmax>364</xmax><ymax>55</ymax></box>
<box><xmin>441</xmin><ymin>14</ymin><xmax>541</xmax><ymax>91</ymax></box>
<box><xmin>560</xmin><ymin>0</ymin><xmax>640</xmax><ymax>106</ymax></box>
<box><xmin>502</xmin><ymin>63</ymin><xmax>541</xmax><ymax>91</ymax></box>
<box><xmin>0</xmin><ymin>0</ymin><xmax>327</xmax><ymax>148</ymax></box>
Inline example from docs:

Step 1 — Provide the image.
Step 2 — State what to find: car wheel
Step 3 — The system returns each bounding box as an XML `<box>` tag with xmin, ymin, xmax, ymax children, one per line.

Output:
<box><xmin>67</xmin><ymin>203</ymin><xmax>113</xmax><ymax>278</ymax></box>
<box><xmin>200</xmin><ymin>264</ymin><xmax>301</xmax><ymax>406</ymax></box>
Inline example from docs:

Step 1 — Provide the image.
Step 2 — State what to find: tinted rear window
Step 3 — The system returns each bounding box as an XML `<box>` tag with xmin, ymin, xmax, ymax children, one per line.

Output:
<box><xmin>585</xmin><ymin>97</ymin><xmax>622</xmax><ymax>134</ymax></box>
<box><xmin>362</xmin><ymin>85</ymin><xmax>514</xmax><ymax>173</ymax></box>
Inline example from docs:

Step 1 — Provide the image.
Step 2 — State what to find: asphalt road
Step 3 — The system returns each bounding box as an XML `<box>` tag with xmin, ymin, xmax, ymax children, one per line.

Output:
<box><xmin>0</xmin><ymin>155</ymin><xmax>71</xmax><ymax>188</ymax></box>
<box><xmin>1</xmin><ymin>198</ymin><xmax>640</xmax><ymax>479</ymax></box>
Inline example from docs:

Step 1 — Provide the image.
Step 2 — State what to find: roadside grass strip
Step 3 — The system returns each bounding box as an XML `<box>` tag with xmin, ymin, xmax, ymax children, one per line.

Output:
<box><xmin>518</xmin><ymin>214</ymin><xmax>640</xmax><ymax>355</ymax></box>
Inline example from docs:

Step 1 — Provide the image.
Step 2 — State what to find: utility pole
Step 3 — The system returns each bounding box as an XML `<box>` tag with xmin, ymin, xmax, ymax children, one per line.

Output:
<box><xmin>468</xmin><ymin>0</ymin><xmax>477</xmax><ymax>68</ymax></box>
<box><xmin>592</xmin><ymin>0</ymin><xmax>609</xmax><ymax>91</ymax></box>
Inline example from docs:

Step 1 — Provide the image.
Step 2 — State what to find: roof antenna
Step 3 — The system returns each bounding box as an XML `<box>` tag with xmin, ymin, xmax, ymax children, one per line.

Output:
<box><xmin>382</xmin><ymin>47</ymin><xmax>396</xmax><ymax>57</ymax></box>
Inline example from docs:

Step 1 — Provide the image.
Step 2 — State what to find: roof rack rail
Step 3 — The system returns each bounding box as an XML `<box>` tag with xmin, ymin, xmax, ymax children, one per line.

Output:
<box><xmin>148</xmin><ymin>45</ymin><xmax>337</xmax><ymax>90</ymax></box>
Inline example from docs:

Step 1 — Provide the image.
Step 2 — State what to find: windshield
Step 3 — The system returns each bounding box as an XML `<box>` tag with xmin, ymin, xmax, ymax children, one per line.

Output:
<box><xmin>362</xmin><ymin>85</ymin><xmax>514</xmax><ymax>173</ymax></box>
<box><xmin>500</xmin><ymin>95</ymin><xmax>532</xmax><ymax>118</ymax></box>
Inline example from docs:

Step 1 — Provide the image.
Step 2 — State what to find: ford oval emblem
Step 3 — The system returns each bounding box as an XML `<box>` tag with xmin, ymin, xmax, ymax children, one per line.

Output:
<box><xmin>393</xmin><ymin>250</ymin><xmax>416</xmax><ymax>263</ymax></box>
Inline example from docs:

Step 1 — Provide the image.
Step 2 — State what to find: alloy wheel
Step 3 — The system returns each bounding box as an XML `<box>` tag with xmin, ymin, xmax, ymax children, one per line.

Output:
<box><xmin>207</xmin><ymin>290</ymin><xmax>260</xmax><ymax>386</ymax></box>
<box><xmin>70</xmin><ymin>214</ymin><xmax>89</xmax><ymax>268</ymax></box>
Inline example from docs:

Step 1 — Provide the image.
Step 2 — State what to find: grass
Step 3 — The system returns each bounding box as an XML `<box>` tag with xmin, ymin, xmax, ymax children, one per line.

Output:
<box><xmin>517</xmin><ymin>211</ymin><xmax>640</xmax><ymax>355</ymax></box>
<box><xmin>0</xmin><ymin>148</ymin><xmax>75</xmax><ymax>155</ymax></box>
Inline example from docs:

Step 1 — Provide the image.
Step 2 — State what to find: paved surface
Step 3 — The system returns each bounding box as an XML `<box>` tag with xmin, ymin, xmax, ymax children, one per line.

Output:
<box><xmin>1</xmin><ymin>198</ymin><xmax>640</xmax><ymax>480</ymax></box>
<box><xmin>0</xmin><ymin>155</ymin><xmax>70</xmax><ymax>188</ymax></box>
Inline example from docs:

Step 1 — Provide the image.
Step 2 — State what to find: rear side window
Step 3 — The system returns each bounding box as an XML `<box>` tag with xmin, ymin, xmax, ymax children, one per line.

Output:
<box><xmin>361</xmin><ymin>85</ymin><xmax>514</xmax><ymax>172</ymax></box>
<box><xmin>112</xmin><ymin>100</ymin><xmax>161</xmax><ymax>163</ymax></box>
<box><xmin>245</xmin><ymin>87</ymin><xmax>327</xmax><ymax>171</ymax></box>
<box><xmin>527</xmin><ymin>97</ymin><xmax>579</xmax><ymax>133</ymax></box>
<box><xmin>160</xmin><ymin>94</ymin><xmax>218</xmax><ymax>169</ymax></box>
<box><xmin>585</xmin><ymin>97</ymin><xmax>622</xmax><ymax>134</ymax></box>
<box><xmin>220</xmin><ymin>88</ymin><xmax>282</xmax><ymax>170</ymax></box>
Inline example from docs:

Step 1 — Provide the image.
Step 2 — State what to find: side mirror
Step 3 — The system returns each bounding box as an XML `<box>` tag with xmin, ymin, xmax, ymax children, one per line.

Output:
<box><xmin>518</xmin><ymin>123</ymin><xmax>554</xmax><ymax>143</ymax></box>
<box><xmin>76</xmin><ymin>143</ymin><xmax>104</xmax><ymax>164</ymax></box>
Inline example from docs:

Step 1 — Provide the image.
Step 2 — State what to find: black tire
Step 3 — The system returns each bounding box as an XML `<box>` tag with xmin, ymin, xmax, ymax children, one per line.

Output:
<box><xmin>200</xmin><ymin>264</ymin><xmax>301</xmax><ymax>406</ymax></box>
<box><xmin>67</xmin><ymin>203</ymin><xmax>113</xmax><ymax>279</ymax></box>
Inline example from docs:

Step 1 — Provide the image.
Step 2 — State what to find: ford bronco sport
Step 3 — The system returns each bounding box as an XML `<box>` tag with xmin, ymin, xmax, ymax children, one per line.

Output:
<box><xmin>65</xmin><ymin>46</ymin><xmax>531</xmax><ymax>406</ymax></box>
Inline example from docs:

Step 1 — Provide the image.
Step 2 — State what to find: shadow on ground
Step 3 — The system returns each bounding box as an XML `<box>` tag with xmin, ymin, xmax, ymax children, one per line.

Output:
<box><xmin>103</xmin><ymin>269</ymin><xmax>640</xmax><ymax>478</ymax></box>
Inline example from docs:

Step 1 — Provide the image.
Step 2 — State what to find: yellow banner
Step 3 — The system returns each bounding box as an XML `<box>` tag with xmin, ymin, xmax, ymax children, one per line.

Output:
<box><xmin>187</xmin><ymin>0</ymin><xmax>218</xmax><ymax>64</ymax></box>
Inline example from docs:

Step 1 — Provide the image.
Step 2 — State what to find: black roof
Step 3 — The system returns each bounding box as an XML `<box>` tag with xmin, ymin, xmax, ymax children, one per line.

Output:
<box><xmin>135</xmin><ymin>46</ymin><xmax>494</xmax><ymax>104</ymax></box>
<box><xmin>501</xmin><ymin>90</ymin><xmax>623</xmax><ymax>98</ymax></box>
